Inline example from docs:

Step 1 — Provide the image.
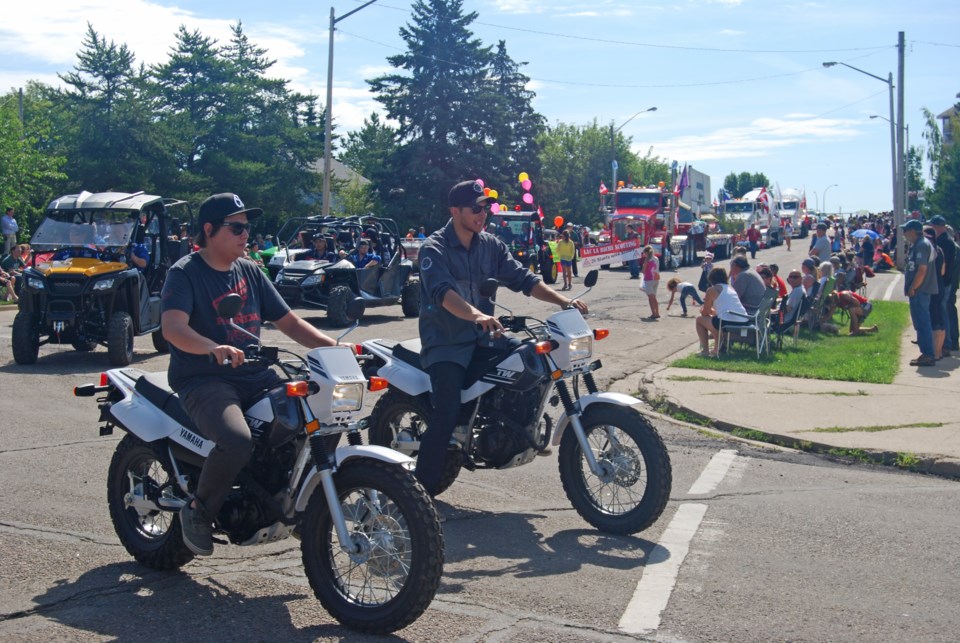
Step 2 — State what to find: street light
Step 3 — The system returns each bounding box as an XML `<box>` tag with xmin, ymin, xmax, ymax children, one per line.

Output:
<box><xmin>823</xmin><ymin>60</ymin><xmax>902</xmax><ymax>266</ymax></box>
<box><xmin>610</xmin><ymin>107</ymin><xmax>657</xmax><ymax>196</ymax></box>
<box><xmin>322</xmin><ymin>0</ymin><xmax>380</xmax><ymax>218</ymax></box>
<box><xmin>823</xmin><ymin>184</ymin><xmax>838</xmax><ymax>216</ymax></box>
<box><xmin>813</xmin><ymin>190</ymin><xmax>819</xmax><ymax>212</ymax></box>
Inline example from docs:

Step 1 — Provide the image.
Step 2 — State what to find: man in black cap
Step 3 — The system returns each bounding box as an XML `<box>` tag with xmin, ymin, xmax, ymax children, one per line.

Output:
<box><xmin>414</xmin><ymin>180</ymin><xmax>589</xmax><ymax>496</ymax></box>
<box><xmin>929</xmin><ymin>215</ymin><xmax>958</xmax><ymax>352</ymax></box>
<box><xmin>901</xmin><ymin>218</ymin><xmax>938</xmax><ymax>367</ymax></box>
<box><xmin>304</xmin><ymin>233</ymin><xmax>337</xmax><ymax>262</ymax></box>
<box><xmin>161</xmin><ymin>193</ymin><xmax>341</xmax><ymax>556</ymax></box>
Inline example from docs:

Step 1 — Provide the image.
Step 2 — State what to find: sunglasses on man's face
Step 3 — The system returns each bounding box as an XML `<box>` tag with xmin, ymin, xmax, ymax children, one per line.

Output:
<box><xmin>467</xmin><ymin>204</ymin><xmax>487</xmax><ymax>215</ymax></box>
<box><xmin>224</xmin><ymin>222</ymin><xmax>251</xmax><ymax>236</ymax></box>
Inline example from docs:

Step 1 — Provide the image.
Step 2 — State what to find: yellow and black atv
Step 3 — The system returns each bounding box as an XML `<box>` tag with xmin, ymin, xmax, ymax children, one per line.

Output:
<box><xmin>13</xmin><ymin>191</ymin><xmax>192</xmax><ymax>366</ymax></box>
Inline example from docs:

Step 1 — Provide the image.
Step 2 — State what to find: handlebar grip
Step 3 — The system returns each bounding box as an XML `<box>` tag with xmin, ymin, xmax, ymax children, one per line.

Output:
<box><xmin>208</xmin><ymin>352</ymin><xmax>230</xmax><ymax>366</ymax></box>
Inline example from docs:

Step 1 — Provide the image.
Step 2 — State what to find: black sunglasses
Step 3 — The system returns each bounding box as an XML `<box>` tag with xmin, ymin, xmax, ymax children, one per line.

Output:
<box><xmin>224</xmin><ymin>222</ymin><xmax>251</xmax><ymax>236</ymax></box>
<box><xmin>467</xmin><ymin>204</ymin><xmax>487</xmax><ymax>215</ymax></box>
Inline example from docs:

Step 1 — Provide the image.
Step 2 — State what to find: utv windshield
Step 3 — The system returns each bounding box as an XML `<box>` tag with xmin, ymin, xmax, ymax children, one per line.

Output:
<box><xmin>487</xmin><ymin>214</ymin><xmax>534</xmax><ymax>246</ymax></box>
<box><xmin>616</xmin><ymin>192</ymin><xmax>662</xmax><ymax>209</ymax></box>
<box><xmin>31</xmin><ymin>212</ymin><xmax>136</xmax><ymax>249</ymax></box>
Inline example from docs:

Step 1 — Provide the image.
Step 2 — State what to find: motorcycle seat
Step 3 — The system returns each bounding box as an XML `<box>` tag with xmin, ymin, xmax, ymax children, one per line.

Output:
<box><xmin>134</xmin><ymin>372</ymin><xmax>199</xmax><ymax>433</ymax></box>
<box><xmin>391</xmin><ymin>339</ymin><xmax>423</xmax><ymax>370</ymax></box>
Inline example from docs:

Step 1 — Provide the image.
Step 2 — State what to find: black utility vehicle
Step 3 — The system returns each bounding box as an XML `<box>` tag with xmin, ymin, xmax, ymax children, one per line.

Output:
<box><xmin>13</xmin><ymin>191</ymin><xmax>192</xmax><ymax>365</ymax></box>
<box><xmin>273</xmin><ymin>215</ymin><xmax>419</xmax><ymax>327</ymax></box>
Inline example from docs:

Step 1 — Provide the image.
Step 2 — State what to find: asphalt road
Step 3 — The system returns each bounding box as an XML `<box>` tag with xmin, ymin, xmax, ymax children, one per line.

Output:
<box><xmin>1</xmin><ymin>242</ymin><xmax>957</xmax><ymax>641</ymax></box>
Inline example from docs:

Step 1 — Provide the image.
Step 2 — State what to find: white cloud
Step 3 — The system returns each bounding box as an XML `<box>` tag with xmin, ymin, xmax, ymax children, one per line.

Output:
<box><xmin>648</xmin><ymin>115</ymin><xmax>861</xmax><ymax>162</ymax></box>
<box><xmin>718</xmin><ymin>28</ymin><xmax>745</xmax><ymax>36</ymax></box>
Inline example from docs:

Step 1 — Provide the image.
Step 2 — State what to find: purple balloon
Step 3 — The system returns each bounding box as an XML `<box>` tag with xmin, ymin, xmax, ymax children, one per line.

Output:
<box><xmin>522</xmin><ymin>193</ymin><xmax>534</xmax><ymax>204</ymax></box>
<box><xmin>521</xmin><ymin>179</ymin><xmax>532</xmax><ymax>191</ymax></box>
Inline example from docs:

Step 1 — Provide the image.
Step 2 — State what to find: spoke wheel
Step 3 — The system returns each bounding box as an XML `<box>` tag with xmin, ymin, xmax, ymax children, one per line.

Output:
<box><xmin>558</xmin><ymin>405</ymin><xmax>671</xmax><ymax>535</ymax></box>
<box><xmin>107</xmin><ymin>434</ymin><xmax>193</xmax><ymax>569</ymax></box>
<box><xmin>300</xmin><ymin>460</ymin><xmax>444</xmax><ymax>634</ymax></box>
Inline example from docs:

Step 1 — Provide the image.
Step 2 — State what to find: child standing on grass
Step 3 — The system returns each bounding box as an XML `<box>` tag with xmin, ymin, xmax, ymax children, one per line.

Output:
<box><xmin>665</xmin><ymin>277</ymin><xmax>703</xmax><ymax>317</ymax></box>
<box><xmin>640</xmin><ymin>245</ymin><xmax>660</xmax><ymax>320</ymax></box>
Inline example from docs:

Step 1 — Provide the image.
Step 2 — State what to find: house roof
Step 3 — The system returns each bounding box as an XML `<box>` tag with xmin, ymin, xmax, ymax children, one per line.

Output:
<box><xmin>938</xmin><ymin>106</ymin><xmax>958</xmax><ymax>120</ymax></box>
<box><xmin>309</xmin><ymin>158</ymin><xmax>370</xmax><ymax>185</ymax></box>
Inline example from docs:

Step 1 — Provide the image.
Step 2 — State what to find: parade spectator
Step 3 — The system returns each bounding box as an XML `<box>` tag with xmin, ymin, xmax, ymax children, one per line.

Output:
<box><xmin>783</xmin><ymin>221</ymin><xmax>793</xmax><ymax>251</ymax></box>
<box><xmin>924</xmin><ymin>226</ymin><xmax>947</xmax><ymax>359</ymax></box>
<box><xmin>626</xmin><ymin>225</ymin><xmax>640</xmax><ymax>279</ymax></box>
<box><xmin>810</xmin><ymin>222</ymin><xmax>832</xmax><ymax>262</ymax></box>
<box><xmin>665</xmin><ymin>277</ymin><xmax>703</xmax><ymax>317</ymax></box>
<box><xmin>2</xmin><ymin>207</ymin><xmax>18</xmax><ymax>255</ymax></box>
<box><xmin>902</xmin><ymin>219</ymin><xmax>937</xmax><ymax>367</ymax></box>
<box><xmin>640</xmin><ymin>245</ymin><xmax>660</xmax><ymax>320</ymax></box>
<box><xmin>828</xmin><ymin>290</ymin><xmax>878</xmax><ymax>336</ymax></box>
<box><xmin>729</xmin><ymin>256</ymin><xmax>765</xmax><ymax>313</ymax></box>
<box><xmin>407</xmin><ymin>228</ymin><xmax>416</xmax><ymax>239</ymax></box>
<box><xmin>782</xmin><ymin>270</ymin><xmax>807</xmax><ymax>320</ymax></box>
<box><xmin>860</xmin><ymin>232</ymin><xmax>875</xmax><ymax>269</ymax></box>
<box><xmin>0</xmin><ymin>243</ymin><xmax>27</xmax><ymax>278</ymax></box>
<box><xmin>556</xmin><ymin>229</ymin><xmax>576</xmax><ymax>291</ymax></box>
<box><xmin>695</xmin><ymin>267</ymin><xmax>748</xmax><ymax>357</ymax></box>
<box><xmin>746</xmin><ymin>224</ymin><xmax>761</xmax><ymax>259</ymax></box>
<box><xmin>698</xmin><ymin>252</ymin><xmax>714</xmax><ymax>293</ymax></box>
<box><xmin>769</xmin><ymin>263</ymin><xmax>788</xmax><ymax>298</ymax></box>
<box><xmin>416</xmin><ymin>226</ymin><xmax>427</xmax><ymax>239</ymax></box>
<box><xmin>930</xmin><ymin>215</ymin><xmax>958</xmax><ymax>353</ymax></box>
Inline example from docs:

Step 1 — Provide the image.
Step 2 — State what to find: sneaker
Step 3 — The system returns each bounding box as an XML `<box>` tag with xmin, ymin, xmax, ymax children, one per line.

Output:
<box><xmin>942</xmin><ymin>349</ymin><xmax>952</xmax><ymax>358</ymax></box>
<box><xmin>180</xmin><ymin>501</ymin><xmax>214</xmax><ymax>556</ymax></box>
<box><xmin>536</xmin><ymin>446</ymin><xmax>553</xmax><ymax>457</ymax></box>
<box><xmin>909</xmin><ymin>355</ymin><xmax>936</xmax><ymax>367</ymax></box>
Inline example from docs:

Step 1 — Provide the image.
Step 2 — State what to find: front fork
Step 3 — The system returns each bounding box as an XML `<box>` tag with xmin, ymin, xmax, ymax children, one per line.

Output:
<box><xmin>554</xmin><ymin>374</ymin><xmax>609</xmax><ymax>477</ymax></box>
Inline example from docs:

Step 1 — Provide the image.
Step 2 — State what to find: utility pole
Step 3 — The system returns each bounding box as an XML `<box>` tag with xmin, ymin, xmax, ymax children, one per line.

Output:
<box><xmin>896</xmin><ymin>31</ymin><xmax>906</xmax><ymax>269</ymax></box>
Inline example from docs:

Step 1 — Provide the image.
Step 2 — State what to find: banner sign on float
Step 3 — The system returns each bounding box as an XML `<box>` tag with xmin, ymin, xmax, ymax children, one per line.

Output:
<box><xmin>580</xmin><ymin>238</ymin><xmax>641</xmax><ymax>268</ymax></box>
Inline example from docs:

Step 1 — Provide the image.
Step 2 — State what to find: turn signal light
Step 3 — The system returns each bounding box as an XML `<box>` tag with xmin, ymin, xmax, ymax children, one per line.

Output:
<box><xmin>305</xmin><ymin>419</ymin><xmax>321</xmax><ymax>434</ymax></box>
<box><xmin>367</xmin><ymin>377</ymin><xmax>389</xmax><ymax>392</ymax></box>
<box><xmin>535</xmin><ymin>341</ymin><xmax>553</xmax><ymax>354</ymax></box>
<box><xmin>286</xmin><ymin>381</ymin><xmax>310</xmax><ymax>397</ymax></box>
<box><xmin>551</xmin><ymin>369</ymin><xmax>563</xmax><ymax>380</ymax></box>
<box><xmin>593</xmin><ymin>329</ymin><xmax>609</xmax><ymax>340</ymax></box>
<box><xmin>99</xmin><ymin>373</ymin><xmax>109</xmax><ymax>386</ymax></box>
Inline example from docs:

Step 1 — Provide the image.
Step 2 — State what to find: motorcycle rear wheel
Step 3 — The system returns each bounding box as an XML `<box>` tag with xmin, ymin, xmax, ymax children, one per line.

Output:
<box><xmin>107</xmin><ymin>434</ymin><xmax>194</xmax><ymax>570</ymax></box>
<box><xmin>368</xmin><ymin>390</ymin><xmax>462</xmax><ymax>496</ymax></box>
<box><xmin>558</xmin><ymin>405</ymin><xmax>672</xmax><ymax>535</ymax></box>
<box><xmin>300</xmin><ymin>459</ymin><xmax>444</xmax><ymax>634</ymax></box>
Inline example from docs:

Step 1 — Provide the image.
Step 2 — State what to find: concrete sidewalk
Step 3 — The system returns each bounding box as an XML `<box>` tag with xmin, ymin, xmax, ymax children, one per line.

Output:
<box><xmin>620</xmin><ymin>327</ymin><xmax>960</xmax><ymax>479</ymax></box>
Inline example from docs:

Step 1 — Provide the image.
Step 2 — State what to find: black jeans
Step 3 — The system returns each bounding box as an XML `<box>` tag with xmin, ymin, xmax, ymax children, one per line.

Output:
<box><xmin>179</xmin><ymin>376</ymin><xmax>277</xmax><ymax>519</ymax></box>
<box><xmin>416</xmin><ymin>342</ymin><xmax>517</xmax><ymax>495</ymax></box>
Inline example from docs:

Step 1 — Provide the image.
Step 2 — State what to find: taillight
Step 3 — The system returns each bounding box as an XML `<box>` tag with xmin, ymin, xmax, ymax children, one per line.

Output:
<box><xmin>99</xmin><ymin>373</ymin><xmax>109</xmax><ymax>386</ymax></box>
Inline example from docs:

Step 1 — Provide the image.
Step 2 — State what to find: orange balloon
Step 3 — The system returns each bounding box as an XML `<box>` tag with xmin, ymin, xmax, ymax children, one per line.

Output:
<box><xmin>554</xmin><ymin>216</ymin><xmax>564</xmax><ymax>228</ymax></box>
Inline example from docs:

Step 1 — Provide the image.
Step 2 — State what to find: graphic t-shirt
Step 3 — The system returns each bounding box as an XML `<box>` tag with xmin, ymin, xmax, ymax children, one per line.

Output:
<box><xmin>161</xmin><ymin>253</ymin><xmax>290</xmax><ymax>393</ymax></box>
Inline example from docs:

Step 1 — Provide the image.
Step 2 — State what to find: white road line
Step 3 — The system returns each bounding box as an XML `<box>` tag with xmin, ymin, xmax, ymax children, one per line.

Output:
<box><xmin>618</xmin><ymin>503</ymin><xmax>708</xmax><ymax>635</ymax></box>
<box><xmin>882</xmin><ymin>273</ymin><xmax>902</xmax><ymax>301</ymax></box>
<box><xmin>618</xmin><ymin>449</ymin><xmax>741</xmax><ymax>635</ymax></box>
<box><xmin>687</xmin><ymin>448</ymin><xmax>738</xmax><ymax>495</ymax></box>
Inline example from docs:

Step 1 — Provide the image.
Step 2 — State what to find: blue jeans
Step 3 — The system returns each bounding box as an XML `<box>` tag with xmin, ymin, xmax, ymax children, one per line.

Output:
<box><xmin>909</xmin><ymin>292</ymin><xmax>934</xmax><ymax>358</ymax></box>
<box><xmin>679</xmin><ymin>285</ymin><xmax>704</xmax><ymax>315</ymax></box>
<box><xmin>628</xmin><ymin>258</ymin><xmax>640</xmax><ymax>278</ymax></box>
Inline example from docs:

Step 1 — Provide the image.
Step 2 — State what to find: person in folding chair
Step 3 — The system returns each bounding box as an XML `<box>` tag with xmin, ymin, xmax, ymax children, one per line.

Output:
<box><xmin>695</xmin><ymin>266</ymin><xmax>750</xmax><ymax>357</ymax></box>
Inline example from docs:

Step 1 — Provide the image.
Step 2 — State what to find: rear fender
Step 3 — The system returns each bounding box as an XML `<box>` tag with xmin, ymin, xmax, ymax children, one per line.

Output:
<box><xmin>294</xmin><ymin>445</ymin><xmax>415</xmax><ymax>512</ymax></box>
<box><xmin>551</xmin><ymin>392</ymin><xmax>643</xmax><ymax>446</ymax></box>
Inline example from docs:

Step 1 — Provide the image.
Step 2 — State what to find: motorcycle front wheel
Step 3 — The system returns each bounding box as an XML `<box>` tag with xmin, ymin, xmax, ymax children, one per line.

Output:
<box><xmin>558</xmin><ymin>405</ymin><xmax>672</xmax><ymax>535</ymax></box>
<box><xmin>300</xmin><ymin>459</ymin><xmax>444</xmax><ymax>634</ymax></box>
<box><xmin>107</xmin><ymin>434</ymin><xmax>194</xmax><ymax>569</ymax></box>
<box><xmin>368</xmin><ymin>390</ymin><xmax>462</xmax><ymax>496</ymax></box>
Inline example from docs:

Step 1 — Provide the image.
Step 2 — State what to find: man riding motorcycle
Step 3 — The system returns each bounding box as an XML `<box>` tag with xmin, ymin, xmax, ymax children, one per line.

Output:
<box><xmin>414</xmin><ymin>179</ymin><xmax>587</xmax><ymax>495</ymax></box>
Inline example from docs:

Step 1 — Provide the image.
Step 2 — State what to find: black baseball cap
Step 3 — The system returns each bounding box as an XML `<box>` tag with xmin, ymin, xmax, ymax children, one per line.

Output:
<box><xmin>198</xmin><ymin>193</ymin><xmax>263</xmax><ymax>227</ymax></box>
<box><xmin>929</xmin><ymin>215</ymin><xmax>947</xmax><ymax>226</ymax></box>
<box><xmin>448</xmin><ymin>180</ymin><xmax>497</xmax><ymax>208</ymax></box>
<box><xmin>900</xmin><ymin>219</ymin><xmax>923</xmax><ymax>233</ymax></box>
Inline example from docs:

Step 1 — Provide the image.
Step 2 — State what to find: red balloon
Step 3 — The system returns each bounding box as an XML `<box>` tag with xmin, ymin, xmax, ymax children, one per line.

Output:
<box><xmin>554</xmin><ymin>216</ymin><xmax>564</xmax><ymax>228</ymax></box>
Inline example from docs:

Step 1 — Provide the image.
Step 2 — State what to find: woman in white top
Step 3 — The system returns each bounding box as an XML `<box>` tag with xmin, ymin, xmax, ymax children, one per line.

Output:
<box><xmin>695</xmin><ymin>266</ymin><xmax>748</xmax><ymax>357</ymax></box>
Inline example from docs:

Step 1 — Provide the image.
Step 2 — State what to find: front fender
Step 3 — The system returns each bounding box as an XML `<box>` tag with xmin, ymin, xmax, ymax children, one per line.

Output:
<box><xmin>294</xmin><ymin>445</ymin><xmax>415</xmax><ymax>512</ymax></box>
<box><xmin>551</xmin><ymin>392</ymin><xmax>643</xmax><ymax>446</ymax></box>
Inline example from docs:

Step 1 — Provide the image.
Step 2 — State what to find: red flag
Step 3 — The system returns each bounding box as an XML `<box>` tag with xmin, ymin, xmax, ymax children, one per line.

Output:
<box><xmin>758</xmin><ymin>187</ymin><xmax>770</xmax><ymax>213</ymax></box>
<box><xmin>599</xmin><ymin>182</ymin><xmax>608</xmax><ymax>195</ymax></box>
<box><xmin>537</xmin><ymin>205</ymin><xmax>544</xmax><ymax>220</ymax></box>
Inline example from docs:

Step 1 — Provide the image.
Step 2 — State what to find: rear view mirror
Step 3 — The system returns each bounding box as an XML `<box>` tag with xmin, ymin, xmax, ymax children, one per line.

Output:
<box><xmin>347</xmin><ymin>297</ymin><xmax>366</xmax><ymax>322</ymax></box>
<box><xmin>584</xmin><ymin>270</ymin><xmax>599</xmax><ymax>288</ymax></box>
<box><xmin>479</xmin><ymin>278</ymin><xmax>499</xmax><ymax>299</ymax></box>
<box><xmin>217</xmin><ymin>293</ymin><xmax>243</xmax><ymax>319</ymax></box>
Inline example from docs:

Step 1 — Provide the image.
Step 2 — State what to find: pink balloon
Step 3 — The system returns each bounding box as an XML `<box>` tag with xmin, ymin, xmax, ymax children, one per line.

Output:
<box><xmin>489</xmin><ymin>203</ymin><xmax>500</xmax><ymax>213</ymax></box>
<box><xmin>521</xmin><ymin>179</ymin><xmax>532</xmax><ymax>191</ymax></box>
<box><xmin>476</xmin><ymin>178</ymin><xmax>484</xmax><ymax>188</ymax></box>
<box><xmin>522</xmin><ymin>193</ymin><xmax>534</xmax><ymax>204</ymax></box>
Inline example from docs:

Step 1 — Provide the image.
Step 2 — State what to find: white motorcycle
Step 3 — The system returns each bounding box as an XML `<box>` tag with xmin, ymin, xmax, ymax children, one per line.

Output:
<box><xmin>74</xmin><ymin>294</ymin><xmax>443</xmax><ymax>634</ymax></box>
<box><xmin>361</xmin><ymin>270</ymin><xmax>672</xmax><ymax>535</ymax></box>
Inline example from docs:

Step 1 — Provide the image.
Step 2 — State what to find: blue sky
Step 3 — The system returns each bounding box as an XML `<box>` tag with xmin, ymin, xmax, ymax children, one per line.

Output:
<box><xmin>2</xmin><ymin>0</ymin><xmax>958</xmax><ymax>213</ymax></box>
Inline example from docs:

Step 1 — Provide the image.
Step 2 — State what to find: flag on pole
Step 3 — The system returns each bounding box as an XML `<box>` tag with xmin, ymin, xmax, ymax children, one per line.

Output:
<box><xmin>536</xmin><ymin>205</ymin><xmax>544</xmax><ymax>221</ymax></box>
<box><xmin>673</xmin><ymin>164</ymin><xmax>689</xmax><ymax>198</ymax></box>
<box><xmin>757</xmin><ymin>187</ymin><xmax>770</xmax><ymax>213</ymax></box>
<box><xmin>599</xmin><ymin>182</ymin><xmax>609</xmax><ymax>195</ymax></box>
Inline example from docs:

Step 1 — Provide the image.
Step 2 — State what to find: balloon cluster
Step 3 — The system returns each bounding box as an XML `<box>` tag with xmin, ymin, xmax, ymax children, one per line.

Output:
<box><xmin>476</xmin><ymin>178</ymin><xmax>502</xmax><ymax>213</ymax></box>
<box><xmin>518</xmin><ymin>171</ymin><xmax>534</xmax><ymax>206</ymax></box>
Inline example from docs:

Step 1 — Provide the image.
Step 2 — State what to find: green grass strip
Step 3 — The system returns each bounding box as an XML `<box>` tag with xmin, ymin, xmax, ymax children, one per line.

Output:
<box><xmin>671</xmin><ymin>300</ymin><xmax>909</xmax><ymax>384</ymax></box>
<box><xmin>812</xmin><ymin>422</ymin><xmax>943</xmax><ymax>433</ymax></box>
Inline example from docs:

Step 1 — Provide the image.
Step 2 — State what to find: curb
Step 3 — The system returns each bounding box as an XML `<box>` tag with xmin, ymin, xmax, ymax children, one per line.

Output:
<box><xmin>637</xmin><ymin>368</ymin><xmax>960</xmax><ymax>481</ymax></box>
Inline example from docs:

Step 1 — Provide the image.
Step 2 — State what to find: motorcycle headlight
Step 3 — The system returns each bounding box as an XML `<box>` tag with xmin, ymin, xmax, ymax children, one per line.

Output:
<box><xmin>332</xmin><ymin>383</ymin><xmax>364</xmax><ymax>412</ymax></box>
<box><xmin>302</xmin><ymin>273</ymin><xmax>323</xmax><ymax>287</ymax></box>
<box><xmin>568</xmin><ymin>336</ymin><xmax>593</xmax><ymax>361</ymax></box>
<box><xmin>27</xmin><ymin>277</ymin><xmax>45</xmax><ymax>290</ymax></box>
<box><xmin>93</xmin><ymin>278</ymin><xmax>115</xmax><ymax>291</ymax></box>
